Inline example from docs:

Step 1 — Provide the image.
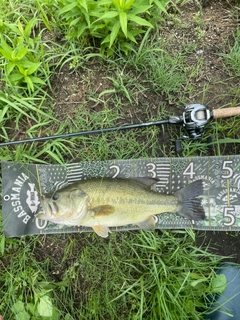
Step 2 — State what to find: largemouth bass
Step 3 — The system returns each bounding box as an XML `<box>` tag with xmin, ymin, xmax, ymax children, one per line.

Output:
<box><xmin>38</xmin><ymin>184</ymin><xmax>89</xmax><ymax>226</ymax></box>
<box><xmin>37</xmin><ymin>178</ymin><xmax>205</xmax><ymax>237</ymax></box>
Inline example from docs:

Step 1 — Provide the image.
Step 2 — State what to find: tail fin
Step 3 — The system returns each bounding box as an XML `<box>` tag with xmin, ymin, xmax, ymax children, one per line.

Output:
<box><xmin>174</xmin><ymin>180</ymin><xmax>205</xmax><ymax>221</ymax></box>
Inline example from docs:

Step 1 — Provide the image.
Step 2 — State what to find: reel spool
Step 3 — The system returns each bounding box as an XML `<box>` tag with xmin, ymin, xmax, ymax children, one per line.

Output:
<box><xmin>182</xmin><ymin>104</ymin><xmax>212</xmax><ymax>139</ymax></box>
<box><xmin>174</xmin><ymin>104</ymin><xmax>213</xmax><ymax>153</ymax></box>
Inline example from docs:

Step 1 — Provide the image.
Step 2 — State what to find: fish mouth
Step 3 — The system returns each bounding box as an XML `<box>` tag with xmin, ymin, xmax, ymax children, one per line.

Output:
<box><xmin>48</xmin><ymin>201</ymin><xmax>58</xmax><ymax>215</ymax></box>
<box><xmin>38</xmin><ymin>196</ymin><xmax>58</xmax><ymax>216</ymax></box>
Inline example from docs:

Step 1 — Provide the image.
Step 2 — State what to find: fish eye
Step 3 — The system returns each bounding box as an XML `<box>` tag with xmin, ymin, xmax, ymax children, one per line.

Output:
<box><xmin>52</xmin><ymin>193</ymin><xmax>59</xmax><ymax>201</ymax></box>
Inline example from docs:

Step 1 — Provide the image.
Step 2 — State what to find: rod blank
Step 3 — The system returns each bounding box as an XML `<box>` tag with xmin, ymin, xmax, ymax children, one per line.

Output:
<box><xmin>0</xmin><ymin>119</ymin><xmax>169</xmax><ymax>147</ymax></box>
<box><xmin>1</xmin><ymin>105</ymin><xmax>240</xmax><ymax>147</ymax></box>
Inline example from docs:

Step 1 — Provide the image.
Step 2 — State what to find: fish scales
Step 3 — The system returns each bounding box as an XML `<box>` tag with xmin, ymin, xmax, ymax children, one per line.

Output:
<box><xmin>75</xmin><ymin>179</ymin><xmax>179</xmax><ymax>213</ymax></box>
<box><xmin>38</xmin><ymin>178</ymin><xmax>205</xmax><ymax>237</ymax></box>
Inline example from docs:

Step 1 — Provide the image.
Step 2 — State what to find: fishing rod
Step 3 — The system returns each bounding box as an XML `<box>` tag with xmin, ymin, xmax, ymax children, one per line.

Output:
<box><xmin>1</xmin><ymin>104</ymin><xmax>240</xmax><ymax>151</ymax></box>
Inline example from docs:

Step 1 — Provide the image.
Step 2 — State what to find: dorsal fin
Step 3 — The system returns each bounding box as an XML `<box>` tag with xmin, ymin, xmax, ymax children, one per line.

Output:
<box><xmin>132</xmin><ymin>177</ymin><xmax>159</xmax><ymax>188</ymax></box>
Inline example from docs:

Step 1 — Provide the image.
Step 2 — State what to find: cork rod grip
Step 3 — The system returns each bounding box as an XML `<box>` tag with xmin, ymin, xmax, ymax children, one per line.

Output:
<box><xmin>213</xmin><ymin>107</ymin><xmax>240</xmax><ymax>119</ymax></box>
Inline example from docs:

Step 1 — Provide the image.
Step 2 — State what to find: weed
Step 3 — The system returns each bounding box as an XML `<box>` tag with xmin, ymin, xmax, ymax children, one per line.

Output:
<box><xmin>0</xmin><ymin>229</ymin><xmax>226</xmax><ymax>319</ymax></box>
<box><xmin>45</xmin><ymin>0</ymin><xmax>170</xmax><ymax>55</ymax></box>
<box><xmin>0</xmin><ymin>236</ymin><xmax>61</xmax><ymax>319</ymax></box>
<box><xmin>0</xmin><ymin>18</ymin><xmax>49</xmax><ymax>93</ymax></box>
<box><xmin>112</xmin><ymin>230</ymin><xmax>226</xmax><ymax>320</ymax></box>
<box><xmin>221</xmin><ymin>29</ymin><xmax>240</xmax><ymax>78</ymax></box>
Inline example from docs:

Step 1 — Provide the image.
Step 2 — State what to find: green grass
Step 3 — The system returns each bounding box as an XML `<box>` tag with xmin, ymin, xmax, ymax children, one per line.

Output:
<box><xmin>0</xmin><ymin>230</ymin><xmax>227</xmax><ymax>319</ymax></box>
<box><xmin>221</xmin><ymin>28</ymin><xmax>240</xmax><ymax>77</ymax></box>
<box><xmin>0</xmin><ymin>0</ymin><xmax>240</xmax><ymax>319</ymax></box>
<box><xmin>0</xmin><ymin>0</ymin><xmax>239</xmax><ymax>162</ymax></box>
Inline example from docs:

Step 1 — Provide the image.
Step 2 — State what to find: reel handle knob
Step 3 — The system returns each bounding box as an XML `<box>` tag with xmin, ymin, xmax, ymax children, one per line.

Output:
<box><xmin>175</xmin><ymin>139</ymin><xmax>182</xmax><ymax>153</ymax></box>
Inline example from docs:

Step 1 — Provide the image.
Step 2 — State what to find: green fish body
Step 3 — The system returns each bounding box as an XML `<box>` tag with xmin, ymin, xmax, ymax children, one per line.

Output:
<box><xmin>38</xmin><ymin>179</ymin><xmax>205</xmax><ymax>237</ymax></box>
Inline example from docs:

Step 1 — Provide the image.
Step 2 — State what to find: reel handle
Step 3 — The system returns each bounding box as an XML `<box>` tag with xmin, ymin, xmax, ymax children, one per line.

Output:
<box><xmin>212</xmin><ymin>107</ymin><xmax>240</xmax><ymax>119</ymax></box>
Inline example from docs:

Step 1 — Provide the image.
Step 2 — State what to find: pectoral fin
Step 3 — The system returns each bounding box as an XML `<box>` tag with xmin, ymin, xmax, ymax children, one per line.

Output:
<box><xmin>137</xmin><ymin>216</ymin><xmax>156</xmax><ymax>231</ymax></box>
<box><xmin>92</xmin><ymin>205</ymin><xmax>115</xmax><ymax>216</ymax></box>
<box><xmin>93</xmin><ymin>225</ymin><xmax>111</xmax><ymax>238</ymax></box>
